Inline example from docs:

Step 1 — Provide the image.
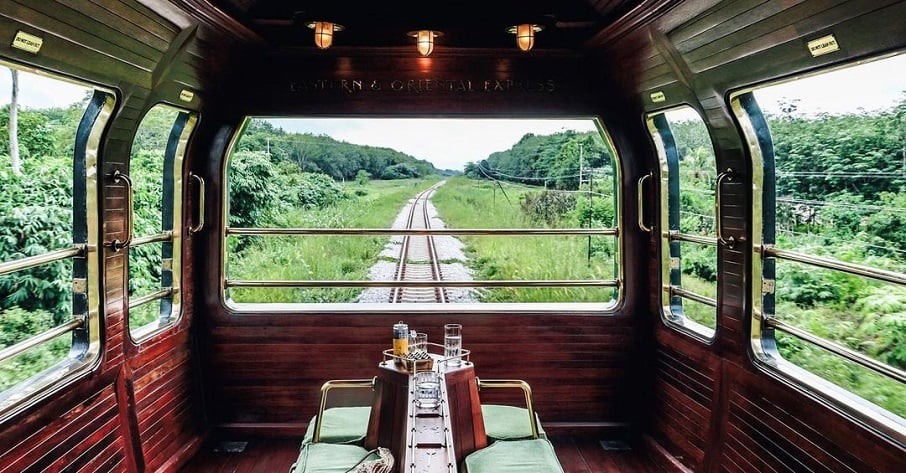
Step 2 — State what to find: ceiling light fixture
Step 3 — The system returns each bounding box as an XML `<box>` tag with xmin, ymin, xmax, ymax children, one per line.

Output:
<box><xmin>508</xmin><ymin>23</ymin><xmax>543</xmax><ymax>52</ymax></box>
<box><xmin>407</xmin><ymin>30</ymin><xmax>442</xmax><ymax>56</ymax></box>
<box><xmin>306</xmin><ymin>21</ymin><xmax>344</xmax><ymax>49</ymax></box>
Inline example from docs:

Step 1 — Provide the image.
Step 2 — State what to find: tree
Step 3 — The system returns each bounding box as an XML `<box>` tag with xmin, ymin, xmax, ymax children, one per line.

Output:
<box><xmin>8</xmin><ymin>68</ymin><xmax>19</xmax><ymax>175</ymax></box>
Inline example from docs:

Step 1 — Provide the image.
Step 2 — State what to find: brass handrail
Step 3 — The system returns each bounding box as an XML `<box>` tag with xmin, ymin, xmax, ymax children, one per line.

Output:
<box><xmin>761</xmin><ymin>246</ymin><xmax>906</xmax><ymax>286</ymax></box>
<box><xmin>225</xmin><ymin>279</ymin><xmax>620</xmax><ymax>288</ymax></box>
<box><xmin>0</xmin><ymin>318</ymin><xmax>84</xmax><ymax>364</ymax></box>
<box><xmin>715</xmin><ymin>168</ymin><xmax>736</xmax><ymax>248</ymax></box>
<box><xmin>108</xmin><ymin>170</ymin><xmax>134</xmax><ymax>251</ymax></box>
<box><xmin>130</xmin><ymin>232</ymin><xmax>172</xmax><ymax>248</ymax></box>
<box><xmin>477</xmin><ymin>378</ymin><xmax>539</xmax><ymax>439</ymax></box>
<box><xmin>637</xmin><ymin>172</ymin><xmax>652</xmax><ymax>233</ymax></box>
<box><xmin>665</xmin><ymin>285</ymin><xmax>717</xmax><ymax>307</ymax></box>
<box><xmin>0</xmin><ymin>246</ymin><xmax>85</xmax><ymax>277</ymax></box>
<box><xmin>768</xmin><ymin>318</ymin><xmax>906</xmax><ymax>385</ymax></box>
<box><xmin>666</xmin><ymin>231</ymin><xmax>718</xmax><ymax>246</ymax></box>
<box><xmin>226</xmin><ymin>227</ymin><xmax>618</xmax><ymax>236</ymax></box>
<box><xmin>128</xmin><ymin>288</ymin><xmax>173</xmax><ymax>310</ymax></box>
<box><xmin>313</xmin><ymin>378</ymin><xmax>375</xmax><ymax>443</ymax></box>
<box><xmin>189</xmin><ymin>173</ymin><xmax>205</xmax><ymax>234</ymax></box>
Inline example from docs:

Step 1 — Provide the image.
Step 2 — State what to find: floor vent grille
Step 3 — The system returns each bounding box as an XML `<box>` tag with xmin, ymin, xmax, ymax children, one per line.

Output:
<box><xmin>214</xmin><ymin>441</ymin><xmax>248</xmax><ymax>453</ymax></box>
<box><xmin>599</xmin><ymin>440</ymin><xmax>631</xmax><ymax>451</ymax></box>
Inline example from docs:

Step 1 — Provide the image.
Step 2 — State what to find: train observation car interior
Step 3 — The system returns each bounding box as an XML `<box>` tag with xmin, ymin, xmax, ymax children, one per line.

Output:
<box><xmin>1</xmin><ymin>0</ymin><xmax>905</xmax><ymax>472</ymax></box>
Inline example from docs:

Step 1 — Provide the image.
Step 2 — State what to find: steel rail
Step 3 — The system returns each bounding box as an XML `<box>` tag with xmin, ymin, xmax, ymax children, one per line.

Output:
<box><xmin>391</xmin><ymin>187</ymin><xmax>424</xmax><ymax>302</ymax></box>
<box><xmin>0</xmin><ymin>246</ymin><xmax>85</xmax><ymax>277</ymax></box>
<box><xmin>767</xmin><ymin>318</ymin><xmax>906</xmax><ymax>385</ymax></box>
<box><xmin>226</xmin><ymin>227</ymin><xmax>617</xmax><ymax>236</ymax></box>
<box><xmin>226</xmin><ymin>279</ymin><xmax>619</xmax><ymax>288</ymax></box>
<box><xmin>423</xmin><ymin>187</ymin><xmax>447</xmax><ymax>303</ymax></box>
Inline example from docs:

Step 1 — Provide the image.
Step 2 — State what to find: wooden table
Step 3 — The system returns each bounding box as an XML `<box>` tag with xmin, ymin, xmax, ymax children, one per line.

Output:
<box><xmin>365</xmin><ymin>356</ymin><xmax>488</xmax><ymax>473</ymax></box>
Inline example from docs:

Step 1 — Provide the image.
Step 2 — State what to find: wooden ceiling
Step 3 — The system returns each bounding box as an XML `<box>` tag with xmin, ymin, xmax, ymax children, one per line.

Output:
<box><xmin>203</xmin><ymin>0</ymin><xmax>649</xmax><ymax>51</ymax></box>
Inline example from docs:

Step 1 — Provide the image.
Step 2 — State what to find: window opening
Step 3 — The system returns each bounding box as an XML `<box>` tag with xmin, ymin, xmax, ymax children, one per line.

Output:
<box><xmin>223</xmin><ymin>118</ymin><xmax>621</xmax><ymax>310</ymax></box>
<box><xmin>731</xmin><ymin>52</ymin><xmax>906</xmax><ymax>438</ymax></box>
<box><xmin>647</xmin><ymin>107</ymin><xmax>719</xmax><ymax>340</ymax></box>
<box><xmin>0</xmin><ymin>65</ymin><xmax>113</xmax><ymax>418</ymax></box>
<box><xmin>127</xmin><ymin>106</ymin><xmax>195</xmax><ymax>340</ymax></box>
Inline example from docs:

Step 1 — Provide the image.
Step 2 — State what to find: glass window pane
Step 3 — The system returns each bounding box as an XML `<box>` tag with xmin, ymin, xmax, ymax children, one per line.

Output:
<box><xmin>225</xmin><ymin>118</ymin><xmax>620</xmax><ymax>307</ymax></box>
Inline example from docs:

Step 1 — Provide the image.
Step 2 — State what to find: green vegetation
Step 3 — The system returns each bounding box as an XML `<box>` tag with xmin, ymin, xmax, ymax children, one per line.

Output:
<box><xmin>227</xmin><ymin>177</ymin><xmax>439</xmax><ymax>303</ymax></box>
<box><xmin>432</xmin><ymin>177</ymin><xmax>618</xmax><ymax>303</ymax></box>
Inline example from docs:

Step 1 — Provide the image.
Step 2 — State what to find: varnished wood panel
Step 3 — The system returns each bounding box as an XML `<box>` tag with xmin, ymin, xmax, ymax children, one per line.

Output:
<box><xmin>720</xmin><ymin>363</ymin><xmax>906</xmax><ymax>473</ymax></box>
<box><xmin>0</xmin><ymin>382</ymin><xmax>126</xmax><ymax>473</ymax></box>
<box><xmin>203</xmin><ymin>314</ymin><xmax>640</xmax><ymax>432</ymax></box>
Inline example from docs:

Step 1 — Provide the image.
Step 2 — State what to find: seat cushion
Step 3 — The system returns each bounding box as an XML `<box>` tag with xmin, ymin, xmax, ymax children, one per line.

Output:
<box><xmin>302</xmin><ymin>406</ymin><xmax>371</xmax><ymax>445</ymax></box>
<box><xmin>290</xmin><ymin>443</ymin><xmax>378</xmax><ymax>473</ymax></box>
<box><xmin>482</xmin><ymin>404</ymin><xmax>546</xmax><ymax>441</ymax></box>
<box><xmin>463</xmin><ymin>438</ymin><xmax>564</xmax><ymax>473</ymax></box>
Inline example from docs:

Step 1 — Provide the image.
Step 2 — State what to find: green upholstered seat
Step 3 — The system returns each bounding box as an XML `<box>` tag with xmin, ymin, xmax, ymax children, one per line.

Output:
<box><xmin>302</xmin><ymin>406</ymin><xmax>371</xmax><ymax>445</ymax></box>
<box><xmin>482</xmin><ymin>404</ymin><xmax>546</xmax><ymax>441</ymax></box>
<box><xmin>290</xmin><ymin>443</ymin><xmax>378</xmax><ymax>473</ymax></box>
<box><xmin>463</xmin><ymin>438</ymin><xmax>564</xmax><ymax>473</ymax></box>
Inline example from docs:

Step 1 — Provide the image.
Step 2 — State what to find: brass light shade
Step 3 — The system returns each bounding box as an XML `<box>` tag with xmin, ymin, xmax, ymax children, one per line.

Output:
<box><xmin>307</xmin><ymin>21</ymin><xmax>344</xmax><ymax>49</ymax></box>
<box><xmin>508</xmin><ymin>23</ymin><xmax>543</xmax><ymax>52</ymax></box>
<box><xmin>408</xmin><ymin>30</ymin><xmax>443</xmax><ymax>56</ymax></box>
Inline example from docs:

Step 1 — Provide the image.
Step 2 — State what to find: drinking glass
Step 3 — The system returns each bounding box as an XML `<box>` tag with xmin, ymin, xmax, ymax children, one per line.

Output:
<box><xmin>444</xmin><ymin>323</ymin><xmax>462</xmax><ymax>366</ymax></box>
<box><xmin>415</xmin><ymin>371</ymin><xmax>441</xmax><ymax>409</ymax></box>
<box><xmin>409</xmin><ymin>331</ymin><xmax>427</xmax><ymax>355</ymax></box>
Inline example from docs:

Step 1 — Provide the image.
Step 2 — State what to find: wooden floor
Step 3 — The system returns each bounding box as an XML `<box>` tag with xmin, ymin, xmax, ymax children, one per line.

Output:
<box><xmin>180</xmin><ymin>436</ymin><xmax>666</xmax><ymax>472</ymax></box>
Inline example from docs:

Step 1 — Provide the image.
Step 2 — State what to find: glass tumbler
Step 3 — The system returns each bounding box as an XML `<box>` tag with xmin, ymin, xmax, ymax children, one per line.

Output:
<box><xmin>444</xmin><ymin>323</ymin><xmax>462</xmax><ymax>366</ymax></box>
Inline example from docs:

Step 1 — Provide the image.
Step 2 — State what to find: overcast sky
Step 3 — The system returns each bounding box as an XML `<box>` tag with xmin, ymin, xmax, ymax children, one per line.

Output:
<box><xmin>2</xmin><ymin>53</ymin><xmax>904</xmax><ymax>171</ymax></box>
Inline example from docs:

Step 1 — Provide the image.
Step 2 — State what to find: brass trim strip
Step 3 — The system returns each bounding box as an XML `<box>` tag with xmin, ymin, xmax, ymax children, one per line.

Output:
<box><xmin>665</xmin><ymin>284</ymin><xmax>717</xmax><ymax>307</ymax></box>
<box><xmin>666</xmin><ymin>231</ymin><xmax>717</xmax><ymax>246</ymax></box>
<box><xmin>761</xmin><ymin>246</ymin><xmax>906</xmax><ymax>286</ymax></box>
<box><xmin>313</xmin><ymin>379</ymin><xmax>374</xmax><ymax>443</ymax></box>
<box><xmin>0</xmin><ymin>318</ymin><xmax>84</xmax><ymax>363</ymax></box>
<box><xmin>0</xmin><ymin>246</ymin><xmax>85</xmax><ymax>276</ymax></box>
<box><xmin>226</xmin><ymin>227</ymin><xmax>618</xmax><ymax>236</ymax></box>
<box><xmin>768</xmin><ymin>318</ymin><xmax>906</xmax><ymax>384</ymax></box>
<box><xmin>128</xmin><ymin>288</ymin><xmax>173</xmax><ymax>309</ymax></box>
<box><xmin>130</xmin><ymin>232</ymin><xmax>172</xmax><ymax>248</ymax></box>
<box><xmin>477</xmin><ymin>379</ymin><xmax>539</xmax><ymax>439</ymax></box>
<box><xmin>225</xmin><ymin>279</ymin><xmax>620</xmax><ymax>288</ymax></box>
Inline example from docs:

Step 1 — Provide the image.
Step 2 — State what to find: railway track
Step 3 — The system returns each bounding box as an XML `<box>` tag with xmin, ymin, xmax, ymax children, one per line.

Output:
<box><xmin>390</xmin><ymin>183</ymin><xmax>447</xmax><ymax>303</ymax></box>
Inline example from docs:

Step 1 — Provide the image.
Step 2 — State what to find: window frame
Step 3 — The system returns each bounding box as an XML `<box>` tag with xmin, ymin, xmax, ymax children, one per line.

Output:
<box><xmin>646</xmin><ymin>106</ymin><xmax>720</xmax><ymax>342</ymax></box>
<box><xmin>0</xmin><ymin>63</ymin><xmax>115</xmax><ymax>421</ymax></box>
<box><xmin>127</xmin><ymin>105</ymin><xmax>197</xmax><ymax>342</ymax></box>
<box><xmin>218</xmin><ymin>115</ymin><xmax>625</xmax><ymax>314</ymax></box>
<box><xmin>729</xmin><ymin>53</ymin><xmax>906</xmax><ymax>444</ymax></box>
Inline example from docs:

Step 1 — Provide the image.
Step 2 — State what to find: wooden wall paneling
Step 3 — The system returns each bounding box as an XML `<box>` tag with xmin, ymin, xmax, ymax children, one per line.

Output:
<box><xmin>3</xmin><ymin>1</ymin><xmax>157</xmax><ymax>73</ymax></box>
<box><xmin>0</xmin><ymin>379</ymin><xmax>126</xmax><ymax>473</ymax></box>
<box><xmin>720</xmin><ymin>363</ymin><xmax>906</xmax><ymax>473</ymax></box>
<box><xmin>205</xmin><ymin>312</ymin><xmax>639</xmax><ymax>437</ymax></box>
<box><xmin>680</xmin><ymin>0</ymin><xmax>900</xmax><ymax>73</ymax></box>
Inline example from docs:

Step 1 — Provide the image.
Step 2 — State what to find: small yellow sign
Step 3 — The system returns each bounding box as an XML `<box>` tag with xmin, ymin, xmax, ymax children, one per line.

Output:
<box><xmin>650</xmin><ymin>91</ymin><xmax>666</xmax><ymax>103</ymax></box>
<box><xmin>179</xmin><ymin>89</ymin><xmax>195</xmax><ymax>102</ymax></box>
<box><xmin>807</xmin><ymin>34</ymin><xmax>839</xmax><ymax>57</ymax></box>
<box><xmin>12</xmin><ymin>31</ymin><xmax>43</xmax><ymax>54</ymax></box>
